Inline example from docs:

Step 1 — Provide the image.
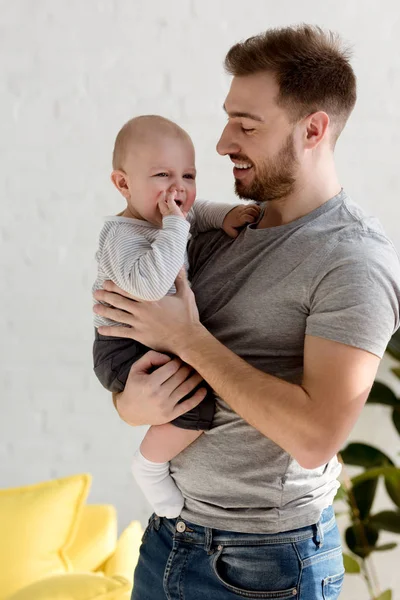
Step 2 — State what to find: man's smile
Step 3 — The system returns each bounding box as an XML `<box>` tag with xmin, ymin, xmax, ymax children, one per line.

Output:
<box><xmin>230</xmin><ymin>157</ymin><xmax>254</xmax><ymax>180</ymax></box>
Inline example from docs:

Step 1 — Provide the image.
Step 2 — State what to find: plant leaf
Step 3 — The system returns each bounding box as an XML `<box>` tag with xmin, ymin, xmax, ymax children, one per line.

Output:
<box><xmin>334</xmin><ymin>484</ymin><xmax>347</xmax><ymax>502</ymax></box>
<box><xmin>345</xmin><ymin>523</ymin><xmax>379</xmax><ymax>558</ymax></box>
<box><xmin>375</xmin><ymin>590</ymin><xmax>392</xmax><ymax>600</ymax></box>
<box><xmin>353</xmin><ymin>478</ymin><xmax>378</xmax><ymax>520</ymax></box>
<box><xmin>351</xmin><ymin>467</ymin><xmax>400</xmax><ymax>487</ymax></box>
<box><xmin>370</xmin><ymin>510</ymin><xmax>400</xmax><ymax>533</ymax></box>
<box><xmin>367</xmin><ymin>381</ymin><xmax>399</xmax><ymax>407</ymax></box>
<box><xmin>343</xmin><ymin>552</ymin><xmax>361</xmax><ymax>573</ymax></box>
<box><xmin>387</xmin><ymin>329</ymin><xmax>400</xmax><ymax>361</ymax></box>
<box><xmin>373</xmin><ymin>543</ymin><xmax>397</xmax><ymax>552</ymax></box>
<box><xmin>341</xmin><ymin>443</ymin><xmax>394</xmax><ymax>468</ymax></box>
<box><xmin>392</xmin><ymin>409</ymin><xmax>400</xmax><ymax>436</ymax></box>
<box><xmin>385</xmin><ymin>472</ymin><xmax>400</xmax><ymax>507</ymax></box>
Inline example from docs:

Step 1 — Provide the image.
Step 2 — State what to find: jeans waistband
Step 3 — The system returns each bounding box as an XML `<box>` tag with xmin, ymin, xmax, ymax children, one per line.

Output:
<box><xmin>155</xmin><ymin>505</ymin><xmax>335</xmax><ymax>549</ymax></box>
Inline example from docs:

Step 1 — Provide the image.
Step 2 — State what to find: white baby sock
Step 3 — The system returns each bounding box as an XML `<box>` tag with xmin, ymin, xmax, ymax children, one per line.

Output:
<box><xmin>131</xmin><ymin>449</ymin><xmax>184</xmax><ymax>519</ymax></box>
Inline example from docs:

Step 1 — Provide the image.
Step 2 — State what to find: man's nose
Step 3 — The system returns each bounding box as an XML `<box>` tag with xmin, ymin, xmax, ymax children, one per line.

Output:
<box><xmin>216</xmin><ymin>125</ymin><xmax>240</xmax><ymax>156</ymax></box>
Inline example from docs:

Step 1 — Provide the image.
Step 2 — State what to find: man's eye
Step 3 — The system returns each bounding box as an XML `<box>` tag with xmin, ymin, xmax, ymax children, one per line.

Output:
<box><xmin>241</xmin><ymin>127</ymin><xmax>255</xmax><ymax>134</ymax></box>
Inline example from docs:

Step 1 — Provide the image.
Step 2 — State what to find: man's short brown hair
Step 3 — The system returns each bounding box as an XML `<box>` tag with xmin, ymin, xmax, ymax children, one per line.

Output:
<box><xmin>225</xmin><ymin>24</ymin><xmax>357</xmax><ymax>142</ymax></box>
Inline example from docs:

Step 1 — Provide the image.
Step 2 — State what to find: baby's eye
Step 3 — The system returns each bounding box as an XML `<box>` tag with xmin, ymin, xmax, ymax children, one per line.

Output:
<box><xmin>183</xmin><ymin>174</ymin><xmax>195</xmax><ymax>179</ymax></box>
<box><xmin>155</xmin><ymin>172</ymin><xmax>169</xmax><ymax>177</ymax></box>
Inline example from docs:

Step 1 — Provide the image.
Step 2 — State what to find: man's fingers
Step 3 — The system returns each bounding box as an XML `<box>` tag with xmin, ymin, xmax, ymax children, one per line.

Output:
<box><xmin>161</xmin><ymin>363</ymin><xmax>193</xmax><ymax>395</ymax></box>
<box><xmin>129</xmin><ymin>350</ymin><xmax>172</xmax><ymax>376</ymax></box>
<box><xmin>102</xmin><ymin>280</ymin><xmax>139</xmax><ymax>300</ymax></box>
<box><xmin>95</xmin><ymin>304</ymin><xmax>135</xmax><ymax>327</ymax></box>
<box><xmin>174</xmin><ymin>268</ymin><xmax>190</xmax><ymax>294</ymax></box>
<box><xmin>171</xmin><ymin>388</ymin><xmax>207</xmax><ymax>420</ymax></box>
<box><xmin>97</xmin><ymin>324</ymin><xmax>134</xmax><ymax>337</ymax></box>
<box><xmin>147</xmin><ymin>357</ymin><xmax>184</xmax><ymax>386</ymax></box>
<box><xmin>169</xmin><ymin>371</ymin><xmax>204</xmax><ymax>403</ymax></box>
<box><xmin>94</xmin><ymin>288</ymin><xmax>140</xmax><ymax>311</ymax></box>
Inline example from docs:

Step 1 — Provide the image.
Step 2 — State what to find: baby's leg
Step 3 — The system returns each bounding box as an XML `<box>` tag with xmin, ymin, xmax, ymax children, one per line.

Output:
<box><xmin>132</xmin><ymin>424</ymin><xmax>202</xmax><ymax>518</ymax></box>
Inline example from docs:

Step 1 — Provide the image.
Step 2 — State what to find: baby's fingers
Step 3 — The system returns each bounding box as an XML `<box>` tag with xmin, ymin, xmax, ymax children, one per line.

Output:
<box><xmin>244</xmin><ymin>205</ymin><xmax>261</xmax><ymax>219</ymax></box>
<box><xmin>240</xmin><ymin>210</ymin><xmax>259</xmax><ymax>223</ymax></box>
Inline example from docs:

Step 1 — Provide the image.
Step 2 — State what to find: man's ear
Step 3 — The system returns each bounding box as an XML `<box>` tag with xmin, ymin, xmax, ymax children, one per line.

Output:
<box><xmin>303</xmin><ymin>111</ymin><xmax>330</xmax><ymax>150</ymax></box>
<box><xmin>111</xmin><ymin>170</ymin><xmax>130</xmax><ymax>199</ymax></box>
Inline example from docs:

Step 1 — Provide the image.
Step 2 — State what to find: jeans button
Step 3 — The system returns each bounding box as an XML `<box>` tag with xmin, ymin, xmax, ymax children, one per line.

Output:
<box><xmin>176</xmin><ymin>521</ymin><xmax>186</xmax><ymax>533</ymax></box>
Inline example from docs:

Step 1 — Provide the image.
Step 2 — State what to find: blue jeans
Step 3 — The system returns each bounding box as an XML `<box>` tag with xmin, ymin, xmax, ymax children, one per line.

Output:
<box><xmin>131</xmin><ymin>506</ymin><xmax>344</xmax><ymax>599</ymax></box>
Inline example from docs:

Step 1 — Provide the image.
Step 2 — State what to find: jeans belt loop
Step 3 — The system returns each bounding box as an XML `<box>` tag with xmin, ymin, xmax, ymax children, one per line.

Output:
<box><xmin>154</xmin><ymin>515</ymin><xmax>161</xmax><ymax>531</ymax></box>
<box><xmin>204</xmin><ymin>527</ymin><xmax>213</xmax><ymax>554</ymax></box>
<box><xmin>315</xmin><ymin>519</ymin><xmax>324</xmax><ymax>548</ymax></box>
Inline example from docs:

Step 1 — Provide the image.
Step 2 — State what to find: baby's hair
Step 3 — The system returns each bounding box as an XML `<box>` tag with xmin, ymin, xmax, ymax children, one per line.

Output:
<box><xmin>112</xmin><ymin>115</ymin><xmax>192</xmax><ymax>171</ymax></box>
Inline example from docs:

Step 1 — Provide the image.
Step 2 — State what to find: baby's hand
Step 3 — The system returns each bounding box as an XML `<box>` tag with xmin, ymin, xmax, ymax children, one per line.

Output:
<box><xmin>222</xmin><ymin>203</ymin><xmax>261</xmax><ymax>238</ymax></box>
<box><xmin>158</xmin><ymin>191</ymin><xmax>187</xmax><ymax>219</ymax></box>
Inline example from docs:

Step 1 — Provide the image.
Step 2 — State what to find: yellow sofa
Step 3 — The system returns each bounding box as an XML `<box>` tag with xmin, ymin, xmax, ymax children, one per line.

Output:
<box><xmin>0</xmin><ymin>473</ymin><xmax>143</xmax><ymax>600</ymax></box>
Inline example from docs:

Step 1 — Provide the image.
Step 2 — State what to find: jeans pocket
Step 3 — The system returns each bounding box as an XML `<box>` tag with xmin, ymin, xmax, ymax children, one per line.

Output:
<box><xmin>322</xmin><ymin>571</ymin><xmax>345</xmax><ymax>600</ymax></box>
<box><xmin>212</xmin><ymin>544</ymin><xmax>300</xmax><ymax>599</ymax></box>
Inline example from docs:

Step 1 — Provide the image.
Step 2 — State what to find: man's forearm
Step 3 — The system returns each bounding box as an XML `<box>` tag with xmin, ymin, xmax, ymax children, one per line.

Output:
<box><xmin>179</xmin><ymin>326</ymin><xmax>323</xmax><ymax>468</ymax></box>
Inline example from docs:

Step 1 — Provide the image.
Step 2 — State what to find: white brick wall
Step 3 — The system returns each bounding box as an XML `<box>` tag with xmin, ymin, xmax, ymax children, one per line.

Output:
<box><xmin>1</xmin><ymin>1</ymin><xmax>400</xmax><ymax>596</ymax></box>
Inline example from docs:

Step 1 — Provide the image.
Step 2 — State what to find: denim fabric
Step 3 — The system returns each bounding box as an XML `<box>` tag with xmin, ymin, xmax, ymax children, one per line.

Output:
<box><xmin>132</xmin><ymin>506</ymin><xmax>344</xmax><ymax>600</ymax></box>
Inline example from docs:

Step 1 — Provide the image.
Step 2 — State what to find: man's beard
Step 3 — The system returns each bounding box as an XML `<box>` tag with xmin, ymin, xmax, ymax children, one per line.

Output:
<box><xmin>234</xmin><ymin>132</ymin><xmax>298</xmax><ymax>203</ymax></box>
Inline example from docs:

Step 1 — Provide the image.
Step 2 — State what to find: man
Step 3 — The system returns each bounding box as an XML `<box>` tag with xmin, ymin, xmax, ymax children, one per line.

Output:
<box><xmin>94</xmin><ymin>25</ymin><xmax>400</xmax><ymax>600</ymax></box>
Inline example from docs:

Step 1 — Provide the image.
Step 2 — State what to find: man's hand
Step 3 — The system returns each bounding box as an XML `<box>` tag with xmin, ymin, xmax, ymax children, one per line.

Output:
<box><xmin>114</xmin><ymin>350</ymin><xmax>207</xmax><ymax>426</ymax></box>
<box><xmin>93</xmin><ymin>270</ymin><xmax>206</xmax><ymax>355</ymax></box>
<box><xmin>222</xmin><ymin>203</ymin><xmax>261</xmax><ymax>238</ymax></box>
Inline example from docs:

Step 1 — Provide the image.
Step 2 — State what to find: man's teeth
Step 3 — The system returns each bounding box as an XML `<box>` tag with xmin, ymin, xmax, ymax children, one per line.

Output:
<box><xmin>234</xmin><ymin>163</ymin><xmax>252</xmax><ymax>169</ymax></box>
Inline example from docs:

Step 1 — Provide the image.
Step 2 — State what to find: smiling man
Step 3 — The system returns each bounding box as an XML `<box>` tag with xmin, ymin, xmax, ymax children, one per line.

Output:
<box><xmin>94</xmin><ymin>25</ymin><xmax>400</xmax><ymax>600</ymax></box>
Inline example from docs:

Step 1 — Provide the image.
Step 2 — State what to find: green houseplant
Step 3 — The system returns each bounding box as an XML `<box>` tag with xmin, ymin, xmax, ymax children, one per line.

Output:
<box><xmin>337</xmin><ymin>330</ymin><xmax>400</xmax><ymax>600</ymax></box>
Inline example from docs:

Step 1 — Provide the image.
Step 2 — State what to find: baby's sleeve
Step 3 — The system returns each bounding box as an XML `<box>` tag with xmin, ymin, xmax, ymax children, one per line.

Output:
<box><xmin>99</xmin><ymin>217</ymin><xmax>190</xmax><ymax>301</ymax></box>
<box><xmin>188</xmin><ymin>200</ymin><xmax>240</xmax><ymax>234</ymax></box>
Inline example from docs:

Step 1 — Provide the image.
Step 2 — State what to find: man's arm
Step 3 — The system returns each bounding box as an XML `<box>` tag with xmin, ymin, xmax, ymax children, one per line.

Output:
<box><xmin>93</xmin><ymin>274</ymin><xmax>381</xmax><ymax>469</ymax></box>
<box><xmin>178</xmin><ymin>326</ymin><xmax>380</xmax><ymax>469</ymax></box>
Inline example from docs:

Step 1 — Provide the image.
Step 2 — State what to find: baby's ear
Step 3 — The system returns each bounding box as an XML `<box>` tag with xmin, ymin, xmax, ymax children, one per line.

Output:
<box><xmin>111</xmin><ymin>170</ymin><xmax>130</xmax><ymax>199</ymax></box>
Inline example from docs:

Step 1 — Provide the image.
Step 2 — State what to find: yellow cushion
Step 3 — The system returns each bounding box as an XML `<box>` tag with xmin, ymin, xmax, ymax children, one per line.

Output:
<box><xmin>0</xmin><ymin>474</ymin><xmax>91</xmax><ymax>600</ymax></box>
<box><xmin>101</xmin><ymin>521</ymin><xmax>143</xmax><ymax>582</ymax></box>
<box><xmin>68</xmin><ymin>505</ymin><xmax>117</xmax><ymax>573</ymax></box>
<box><xmin>5</xmin><ymin>573</ymin><xmax>131</xmax><ymax>600</ymax></box>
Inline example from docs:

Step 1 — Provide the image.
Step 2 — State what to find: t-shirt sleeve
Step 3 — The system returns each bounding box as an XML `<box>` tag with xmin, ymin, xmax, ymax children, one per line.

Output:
<box><xmin>306</xmin><ymin>234</ymin><xmax>400</xmax><ymax>358</ymax></box>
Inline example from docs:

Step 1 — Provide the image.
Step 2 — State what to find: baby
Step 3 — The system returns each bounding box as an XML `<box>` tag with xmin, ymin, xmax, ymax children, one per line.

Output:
<box><xmin>92</xmin><ymin>115</ymin><xmax>260</xmax><ymax>518</ymax></box>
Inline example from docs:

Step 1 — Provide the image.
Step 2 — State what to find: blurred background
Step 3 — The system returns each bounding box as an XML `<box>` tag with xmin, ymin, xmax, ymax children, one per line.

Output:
<box><xmin>1</xmin><ymin>1</ymin><xmax>400</xmax><ymax>597</ymax></box>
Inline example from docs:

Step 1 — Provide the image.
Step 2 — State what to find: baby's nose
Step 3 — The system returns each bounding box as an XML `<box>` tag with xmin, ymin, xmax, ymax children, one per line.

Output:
<box><xmin>170</xmin><ymin>184</ymin><xmax>185</xmax><ymax>193</ymax></box>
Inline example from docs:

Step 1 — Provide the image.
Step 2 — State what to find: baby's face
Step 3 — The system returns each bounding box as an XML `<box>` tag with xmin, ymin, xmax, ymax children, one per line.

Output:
<box><xmin>123</xmin><ymin>136</ymin><xmax>196</xmax><ymax>226</ymax></box>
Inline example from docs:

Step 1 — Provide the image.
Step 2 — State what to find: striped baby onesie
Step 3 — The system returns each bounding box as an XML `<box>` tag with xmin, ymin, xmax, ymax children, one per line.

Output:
<box><xmin>92</xmin><ymin>200</ymin><xmax>236</xmax><ymax>329</ymax></box>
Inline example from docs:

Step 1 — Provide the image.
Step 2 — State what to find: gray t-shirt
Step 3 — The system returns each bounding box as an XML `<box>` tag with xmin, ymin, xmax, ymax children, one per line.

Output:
<box><xmin>170</xmin><ymin>189</ymin><xmax>400</xmax><ymax>534</ymax></box>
